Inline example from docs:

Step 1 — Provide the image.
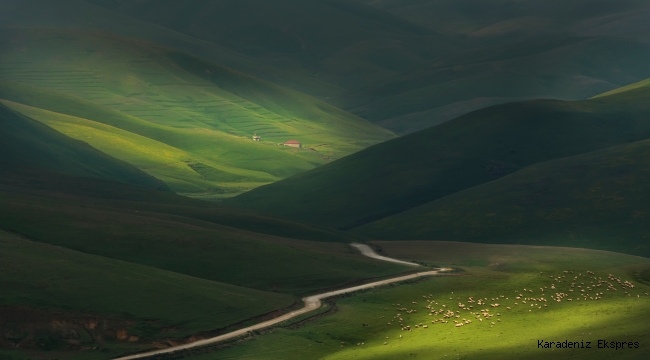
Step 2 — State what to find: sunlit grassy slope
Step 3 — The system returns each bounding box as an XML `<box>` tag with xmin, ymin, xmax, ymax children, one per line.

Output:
<box><xmin>0</xmin><ymin>230</ymin><xmax>294</xmax><ymax>357</ymax></box>
<box><xmin>179</xmin><ymin>241</ymin><xmax>650</xmax><ymax>360</ymax></box>
<box><xmin>0</xmin><ymin>102</ymin><xmax>166</xmax><ymax>190</ymax></box>
<box><xmin>0</xmin><ymin>28</ymin><xmax>395</xmax><ymax>198</ymax></box>
<box><xmin>226</xmin><ymin>79</ymin><xmax>650</xmax><ymax>236</ymax></box>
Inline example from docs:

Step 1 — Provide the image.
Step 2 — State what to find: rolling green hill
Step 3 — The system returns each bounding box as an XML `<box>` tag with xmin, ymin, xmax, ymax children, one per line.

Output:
<box><xmin>337</xmin><ymin>0</ymin><xmax>650</xmax><ymax>133</ymax></box>
<box><xmin>355</xmin><ymin>138</ymin><xmax>650</xmax><ymax>256</ymax></box>
<box><xmin>0</xmin><ymin>0</ymin><xmax>339</xmax><ymax>97</ymax></box>
<box><xmin>0</xmin><ymin>229</ymin><xmax>294</xmax><ymax>357</ymax></box>
<box><xmin>0</xmin><ymin>167</ymin><xmax>407</xmax><ymax>295</ymax></box>
<box><xmin>225</xmin><ymin>79</ymin><xmax>650</xmax><ymax>238</ymax></box>
<box><xmin>0</xmin><ymin>28</ymin><xmax>395</xmax><ymax>198</ymax></box>
<box><xmin>0</xmin><ymin>101</ymin><xmax>406</xmax><ymax>357</ymax></box>
<box><xmin>0</xmin><ymin>102</ymin><xmax>166</xmax><ymax>190</ymax></box>
<box><xmin>82</xmin><ymin>0</ymin><xmax>454</xmax><ymax>89</ymax></box>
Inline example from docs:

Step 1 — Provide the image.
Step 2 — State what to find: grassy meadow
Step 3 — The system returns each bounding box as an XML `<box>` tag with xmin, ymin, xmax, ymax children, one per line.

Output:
<box><xmin>179</xmin><ymin>241</ymin><xmax>650</xmax><ymax>360</ymax></box>
<box><xmin>0</xmin><ymin>230</ymin><xmax>295</xmax><ymax>359</ymax></box>
<box><xmin>0</xmin><ymin>27</ymin><xmax>394</xmax><ymax>198</ymax></box>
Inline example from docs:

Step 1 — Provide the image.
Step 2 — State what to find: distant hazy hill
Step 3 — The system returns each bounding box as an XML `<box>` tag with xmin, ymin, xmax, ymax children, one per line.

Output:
<box><xmin>338</xmin><ymin>0</ymin><xmax>650</xmax><ymax>133</ymax></box>
<box><xmin>4</xmin><ymin>0</ymin><xmax>649</xmax><ymax>137</ymax></box>
<box><xmin>225</xmin><ymin>79</ymin><xmax>650</xmax><ymax>243</ymax></box>
<box><xmin>81</xmin><ymin>0</ymin><xmax>453</xmax><ymax>90</ymax></box>
<box><xmin>0</xmin><ymin>28</ymin><xmax>394</xmax><ymax>198</ymax></box>
<box><xmin>0</xmin><ymin>0</ymin><xmax>339</xmax><ymax>97</ymax></box>
<box><xmin>0</xmin><ymin>102</ymin><xmax>167</xmax><ymax>190</ymax></box>
<box><xmin>356</xmin><ymin>138</ymin><xmax>650</xmax><ymax>256</ymax></box>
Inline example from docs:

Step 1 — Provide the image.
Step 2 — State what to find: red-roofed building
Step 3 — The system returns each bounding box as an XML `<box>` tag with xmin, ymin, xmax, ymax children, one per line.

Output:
<box><xmin>284</xmin><ymin>140</ymin><xmax>302</xmax><ymax>148</ymax></box>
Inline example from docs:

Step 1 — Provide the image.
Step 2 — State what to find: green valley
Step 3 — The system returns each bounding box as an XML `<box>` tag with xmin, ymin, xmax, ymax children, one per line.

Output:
<box><xmin>1</xmin><ymin>2</ymin><xmax>649</xmax><ymax>360</ymax></box>
<box><xmin>226</xmin><ymin>78</ymin><xmax>650</xmax><ymax>238</ymax></box>
<box><xmin>0</xmin><ymin>28</ymin><xmax>394</xmax><ymax>198</ymax></box>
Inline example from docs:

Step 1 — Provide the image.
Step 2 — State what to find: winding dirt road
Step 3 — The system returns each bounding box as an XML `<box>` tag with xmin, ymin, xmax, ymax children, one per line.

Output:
<box><xmin>350</xmin><ymin>243</ymin><xmax>421</xmax><ymax>266</ymax></box>
<box><xmin>114</xmin><ymin>244</ymin><xmax>449</xmax><ymax>360</ymax></box>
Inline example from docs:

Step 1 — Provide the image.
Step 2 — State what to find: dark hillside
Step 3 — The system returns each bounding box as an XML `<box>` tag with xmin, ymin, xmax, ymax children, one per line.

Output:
<box><xmin>82</xmin><ymin>0</ymin><xmax>456</xmax><ymax>88</ymax></box>
<box><xmin>356</xmin><ymin>138</ymin><xmax>650</xmax><ymax>257</ymax></box>
<box><xmin>339</xmin><ymin>0</ymin><xmax>650</xmax><ymax>133</ymax></box>
<box><xmin>0</xmin><ymin>168</ymin><xmax>405</xmax><ymax>295</ymax></box>
<box><xmin>225</xmin><ymin>80</ymin><xmax>650</xmax><ymax>230</ymax></box>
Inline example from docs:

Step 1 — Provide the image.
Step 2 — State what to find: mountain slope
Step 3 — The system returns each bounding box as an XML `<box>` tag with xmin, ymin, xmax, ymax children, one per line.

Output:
<box><xmin>0</xmin><ymin>230</ymin><xmax>294</xmax><ymax>356</ymax></box>
<box><xmin>0</xmin><ymin>0</ymin><xmax>339</xmax><ymax>97</ymax></box>
<box><xmin>0</xmin><ymin>102</ymin><xmax>167</xmax><ymax>190</ymax></box>
<box><xmin>225</xmin><ymin>79</ymin><xmax>650</xmax><ymax>230</ymax></box>
<box><xmin>82</xmin><ymin>0</ymin><xmax>457</xmax><ymax>89</ymax></box>
<box><xmin>355</xmin><ymin>138</ymin><xmax>650</xmax><ymax>256</ymax></box>
<box><xmin>0</xmin><ymin>28</ymin><xmax>395</xmax><ymax>198</ymax></box>
<box><xmin>338</xmin><ymin>0</ymin><xmax>650</xmax><ymax>133</ymax></box>
<box><xmin>0</xmin><ymin>167</ymin><xmax>406</xmax><ymax>295</ymax></box>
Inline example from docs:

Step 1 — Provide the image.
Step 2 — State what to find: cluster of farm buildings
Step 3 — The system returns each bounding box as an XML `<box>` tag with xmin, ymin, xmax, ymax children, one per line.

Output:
<box><xmin>252</xmin><ymin>134</ymin><xmax>302</xmax><ymax>148</ymax></box>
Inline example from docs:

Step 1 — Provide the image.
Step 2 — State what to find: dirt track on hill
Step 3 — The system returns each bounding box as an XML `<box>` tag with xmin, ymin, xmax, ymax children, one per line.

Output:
<box><xmin>350</xmin><ymin>242</ymin><xmax>421</xmax><ymax>266</ymax></box>
<box><xmin>114</xmin><ymin>244</ymin><xmax>451</xmax><ymax>360</ymax></box>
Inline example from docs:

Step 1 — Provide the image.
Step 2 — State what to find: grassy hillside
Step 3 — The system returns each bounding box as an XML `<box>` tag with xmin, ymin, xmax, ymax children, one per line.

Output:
<box><xmin>180</xmin><ymin>241</ymin><xmax>650</xmax><ymax>360</ymax></box>
<box><xmin>225</xmin><ymin>80</ymin><xmax>650</xmax><ymax>234</ymax></box>
<box><xmin>0</xmin><ymin>0</ymin><xmax>339</xmax><ymax>97</ymax></box>
<box><xmin>337</xmin><ymin>0</ymin><xmax>650</xmax><ymax>133</ymax></box>
<box><xmin>82</xmin><ymin>0</ymin><xmax>453</xmax><ymax>89</ymax></box>
<box><xmin>0</xmin><ymin>230</ymin><xmax>294</xmax><ymax>358</ymax></box>
<box><xmin>356</xmin><ymin>0</ymin><xmax>650</xmax><ymax>37</ymax></box>
<box><xmin>336</xmin><ymin>36</ymin><xmax>650</xmax><ymax>134</ymax></box>
<box><xmin>0</xmin><ymin>102</ymin><xmax>166</xmax><ymax>190</ymax></box>
<box><xmin>0</xmin><ymin>28</ymin><xmax>395</xmax><ymax>198</ymax></box>
<box><xmin>0</xmin><ymin>168</ymin><xmax>407</xmax><ymax>295</ymax></box>
<box><xmin>356</xmin><ymin>138</ymin><xmax>650</xmax><ymax>256</ymax></box>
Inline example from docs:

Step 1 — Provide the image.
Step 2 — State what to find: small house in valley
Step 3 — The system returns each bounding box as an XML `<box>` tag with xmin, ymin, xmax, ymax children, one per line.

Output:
<box><xmin>283</xmin><ymin>140</ymin><xmax>302</xmax><ymax>148</ymax></box>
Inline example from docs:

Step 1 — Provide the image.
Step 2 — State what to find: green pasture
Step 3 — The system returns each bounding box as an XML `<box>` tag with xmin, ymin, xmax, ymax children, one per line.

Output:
<box><xmin>0</xmin><ymin>28</ymin><xmax>394</xmax><ymax>197</ymax></box>
<box><xmin>183</xmin><ymin>241</ymin><xmax>650</xmax><ymax>360</ymax></box>
<box><xmin>0</xmin><ymin>230</ymin><xmax>294</xmax><ymax>357</ymax></box>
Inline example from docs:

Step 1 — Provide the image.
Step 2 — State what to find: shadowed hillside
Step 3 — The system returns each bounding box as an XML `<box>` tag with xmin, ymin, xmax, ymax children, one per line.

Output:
<box><xmin>0</xmin><ymin>230</ymin><xmax>295</xmax><ymax>357</ymax></box>
<box><xmin>356</xmin><ymin>138</ymin><xmax>650</xmax><ymax>256</ymax></box>
<box><xmin>82</xmin><ymin>0</ymin><xmax>453</xmax><ymax>89</ymax></box>
<box><xmin>338</xmin><ymin>0</ymin><xmax>650</xmax><ymax>133</ymax></box>
<box><xmin>0</xmin><ymin>0</ymin><xmax>339</xmax><ymax>97</ymax></box>
<box><xmin>225</xmin><ymin>79</ymin><xmax>650</xmax><ymax>239</ymax></box>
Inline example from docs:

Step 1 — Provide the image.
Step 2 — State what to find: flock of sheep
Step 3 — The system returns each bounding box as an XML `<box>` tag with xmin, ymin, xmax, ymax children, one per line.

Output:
<box><xmin>366</xmin><ymin>270</ymin><xmax>647</xmax><ymax>346</ymax></box>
